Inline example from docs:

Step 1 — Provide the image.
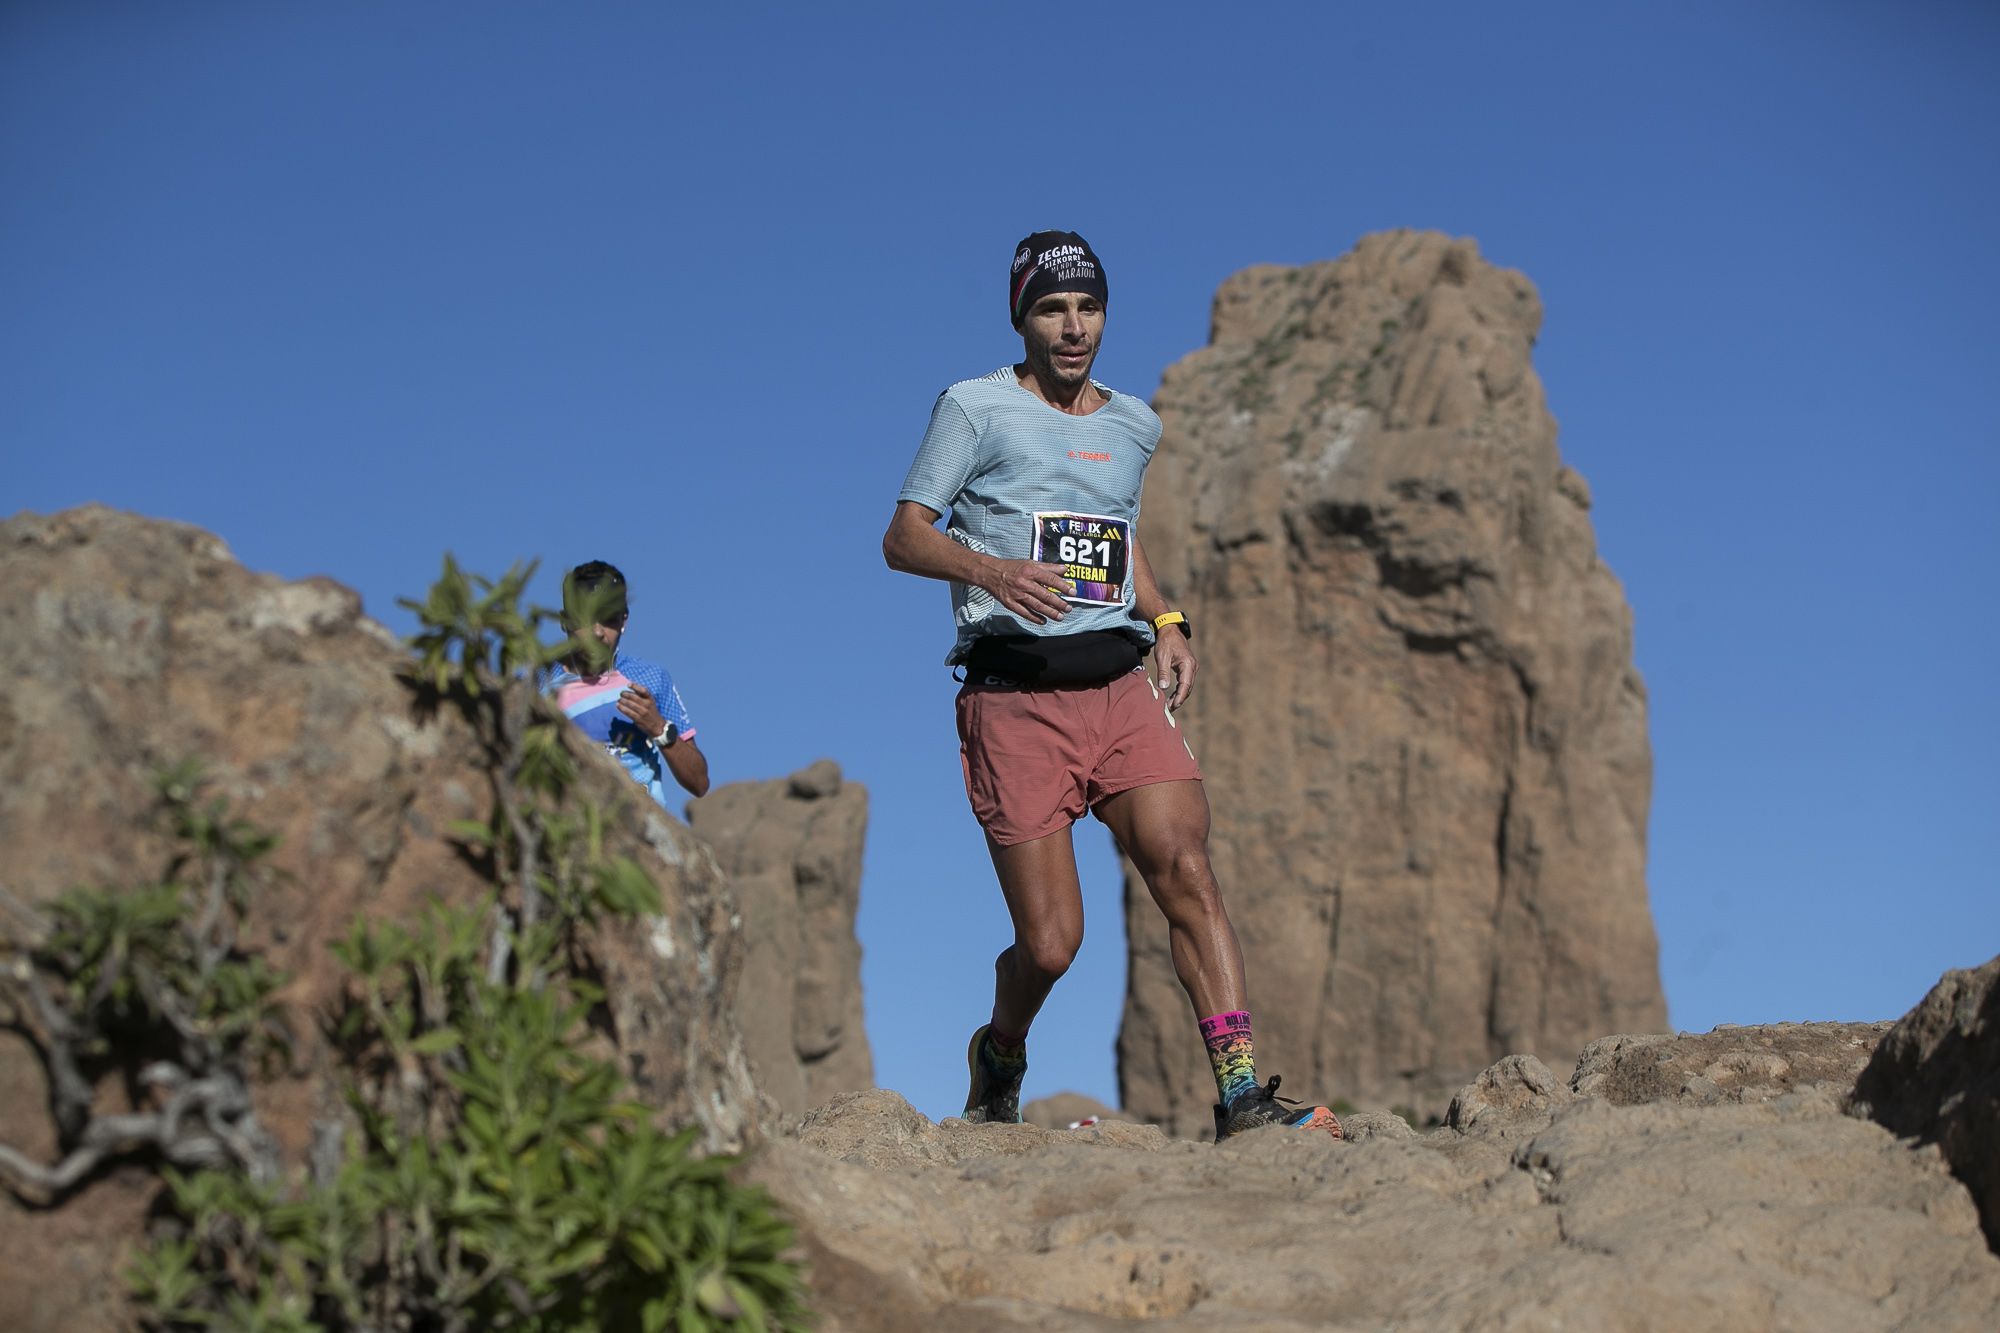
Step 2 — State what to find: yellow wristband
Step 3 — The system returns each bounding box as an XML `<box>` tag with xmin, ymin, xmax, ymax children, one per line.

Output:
<box><xmin>1152</xmin><ymin>610</ymin><xmax>1189</xmax><ymax>637</ymax></box>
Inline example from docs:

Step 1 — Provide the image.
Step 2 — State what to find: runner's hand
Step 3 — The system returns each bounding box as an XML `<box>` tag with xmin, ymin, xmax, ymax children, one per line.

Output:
<box><xmin>1154</xmin><ymin>625</ymin><xmax>1197</xmax><ymax>710</ymax></box>
<box><xmin>989</xmin><ymin>559</ymin><xmax>1075</xmax><ymax>625</ymax></box>
<box><xmin>617</xmin><ymin>684</ymin><xmax>668</xmax><ymax>738</ymax></box>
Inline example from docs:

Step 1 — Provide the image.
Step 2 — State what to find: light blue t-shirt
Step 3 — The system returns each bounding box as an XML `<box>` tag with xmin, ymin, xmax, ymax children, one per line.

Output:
<box><xmin>899</xmin><ymin>367</ymin><xmax>1164</xmax><ymax>664</ymax></box>
<box><xmin>541</xmin><ymin>650</ymin><xmax>696</xmax><ymax>810</ymax></box>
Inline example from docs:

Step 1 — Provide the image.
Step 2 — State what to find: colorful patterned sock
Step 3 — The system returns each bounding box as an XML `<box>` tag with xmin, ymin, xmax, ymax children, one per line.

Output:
<box><xmin>984</xmin><ymin>1022</ymin><xmax>1027</xmax><ymax>1066</ymax></box>
<box><xmin>1200</xmin><ymin>1010</ymin><xmax>1258</xmax><ymax>1106</ymax></box>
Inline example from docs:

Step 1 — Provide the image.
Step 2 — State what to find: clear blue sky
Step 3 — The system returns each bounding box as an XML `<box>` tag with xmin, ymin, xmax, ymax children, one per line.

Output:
<box><xmin>7</xmin><ymin>2</ymin><xmax>1996</xmax><ymax>1121</ymax></box>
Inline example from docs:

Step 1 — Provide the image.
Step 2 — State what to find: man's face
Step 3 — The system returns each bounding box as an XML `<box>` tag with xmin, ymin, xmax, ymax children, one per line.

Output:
<box><xmin>1019</xmin><ymin>291</ymin><xmax>1105</xmax><ymax>388</ymax></box>
<box><xmin>588</xmin><ymin>611</ymin><xmax>627</xmax><ymax>655</ymax></box>
<box><xmin>565</xmin><ymin>609</ymin><xmax>625</xmax><ymax>674</ymax></box>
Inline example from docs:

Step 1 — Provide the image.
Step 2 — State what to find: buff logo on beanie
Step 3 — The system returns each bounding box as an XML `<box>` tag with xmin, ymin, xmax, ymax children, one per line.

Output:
<box><xmin>1009</xmin><ymin>230</ymin><xmax>1108</xmax><ymax>328</ymax></box>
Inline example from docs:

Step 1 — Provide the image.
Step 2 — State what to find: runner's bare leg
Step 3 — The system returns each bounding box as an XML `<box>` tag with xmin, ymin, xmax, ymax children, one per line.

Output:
<box><xmin>1094</xmin><ymin>779</ymin><xmax>1249</xmax><ymax>1018</ymax></box>
<box><xmin>985</xmin><ymin>825</ymin><xmax>1086</xmax><ymax>1036</ymax></box>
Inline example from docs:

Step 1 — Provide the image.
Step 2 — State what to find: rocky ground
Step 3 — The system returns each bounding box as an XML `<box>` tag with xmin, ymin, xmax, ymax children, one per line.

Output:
<box><xmin>747</xmin><ymin>1015</ymin><xmax>2000</xmax><ymax>1332</ymax></box>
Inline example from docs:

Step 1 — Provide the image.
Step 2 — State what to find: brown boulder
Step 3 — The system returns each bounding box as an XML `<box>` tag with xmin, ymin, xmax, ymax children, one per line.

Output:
<box><xmin>0</xmin><ymin>506</ymin><xmax>762</xmax><ymax>1332</ymax></box>
<box><xmin>1120</xmin><ymin>231</ymin><xmax>1666</xmax><ymax>1134</ymax></box>
<box><xmin>1851</xmin><ymin>954</ymin><xmax>2000</xmax><ymax>1251</ymax></box>
<box><xmin>687</xmin><ymin>760</ymin><xmax>874</xmax><ymax>1117</ymax></box>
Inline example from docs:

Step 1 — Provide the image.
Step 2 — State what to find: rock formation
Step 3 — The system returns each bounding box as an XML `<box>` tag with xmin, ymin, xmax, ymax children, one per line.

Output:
<box><xmin>687</xmin><ymin>759</ymin><xmax>873</xmax><ymax>1117</ymax></box>
<box><xmin>1021</xmin><ymin>1091</ymin><xmax>1121</xmax><ymax>1131</ymax></box>
<box><xmin>0</xmin><ymin>507</ymin><xmax>762</xmax><ymax>1332</ymax></box>
<box><xmin>1852</xmin><ymin>956</ymin><xmax>2000</xmax><ymax>1250</ymax></box>
<box><xmin>1120</xmin><ymin>231</ymin><xmax>1666</xmax><ymax>1133</ymax></box>
<box><xmin>749</xmin><ymin>1011</ymin><xmax>2000</xmax><ymax>1330</ymax></box>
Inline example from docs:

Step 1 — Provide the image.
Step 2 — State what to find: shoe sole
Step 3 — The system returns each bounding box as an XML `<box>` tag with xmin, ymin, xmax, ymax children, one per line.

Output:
<box><xmin>1290</xmin><ymin>1106</ymin><xmax>1344</xmax><ymax>1139</ymax></box>
<box><xmin>962</xmin><ymin>1024</ymin><xmax>989</xmax><ymax>1119</ymax></box>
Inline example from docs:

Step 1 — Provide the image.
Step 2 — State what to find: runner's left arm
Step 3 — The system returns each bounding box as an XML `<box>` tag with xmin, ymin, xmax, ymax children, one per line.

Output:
<box><xmin>1131</xmin><ymin>531</ymin><xmax>1196</xmax><ymax>709</ymax></box>
<box><xmin>660</xmin><ymin>734</ymin><xmax>710</xmax><ymax>799</ymax></box>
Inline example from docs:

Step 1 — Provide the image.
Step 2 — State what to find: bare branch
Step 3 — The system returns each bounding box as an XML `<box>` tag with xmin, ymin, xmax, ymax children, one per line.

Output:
<box><xmin>0</xmin><ymin>1053</ymin><xmax>285</xmax><ymax>1206</ymax></box>
<box><xmin>5</xmin><ymin>966</ymin><xmax>94</xmax><ymax>1142</ymax></box>
<box><xmin>84</xmin><ymin>932</ymin><xmax>126</xmax><ymax>1014</ymax></box>
<box><xmin>194</xmin><ymin>857</ymin><xmax>230</xmax><ymax>974</ymax></box>
<box><xmin>132</xmin><ymin>960</ymin><xmax>215</xmax><ymax>1066</ymax></box>
<box><xmin>485</xmin><ymin>911</ymin><xmax>513</xmax><ymax>987</ymax></box>
<box><xmin>0</xmin><ymin>1103</ymin><xmax>228</xmax><ymax>1205</ymax></box>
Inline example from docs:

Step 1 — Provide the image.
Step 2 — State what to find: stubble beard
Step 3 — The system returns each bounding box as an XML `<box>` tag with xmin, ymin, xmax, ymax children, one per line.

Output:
<box><xmin>1037</xmin><ymin>339</ymin><xmax>1095</xmax><ymax>389</ymax></box>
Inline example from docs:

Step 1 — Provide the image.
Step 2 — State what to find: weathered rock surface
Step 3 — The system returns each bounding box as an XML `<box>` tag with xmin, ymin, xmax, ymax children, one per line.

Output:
<box><xmin>750</xmin><ymin>1024</ymin><xmax>2000</xmax><ymax>1331</ymax></box>
<box><xmin>1852</xmin><ymin>955</ymin><xmax>2000</xmax><ymax>1250</ymax></box>
<box><xmin>1444</xmin><ymin>1052</ymin><xmax>1573</xmax><ymax>1141</ymax></box>
<box><xmin>1572</xmin><ymin>1020</ymin><xmax>1889</xmax><ymax>1107</ymax></box>
<box><xmin>1121</xmin><ymin>231</ymin><xmax>1666</xmax><ymax>1134</ymax></box>
<box><xmin>688</xmin><ymin>759</ymin><xmax>874</xmax><ymax>1117</ymax></box>
<box><xmin>0</xmin><ymin>506</ymin><xmax>762</xmax><ymax>1332</ymax></box>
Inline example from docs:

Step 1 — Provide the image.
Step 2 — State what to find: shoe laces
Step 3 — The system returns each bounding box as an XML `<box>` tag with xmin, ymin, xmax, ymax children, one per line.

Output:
<box><xmin>1233</xmin><ymin>1074</ymin><xmax>1298</xmax><ymax>1115</ymax></box>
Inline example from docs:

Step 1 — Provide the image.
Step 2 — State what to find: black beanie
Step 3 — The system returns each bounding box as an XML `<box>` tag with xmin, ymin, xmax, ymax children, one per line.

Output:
<box><xmin>1009</xmin><ymin>230</ymin><xmax>1108</xmax><ymax>328</ymax></box>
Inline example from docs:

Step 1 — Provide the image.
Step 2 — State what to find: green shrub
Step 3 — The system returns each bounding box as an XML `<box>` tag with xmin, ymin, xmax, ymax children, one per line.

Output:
<box><xmin>130</xmin><ymin>895</ymin><xmax>806</xmax><ymax>1331</ymax></box>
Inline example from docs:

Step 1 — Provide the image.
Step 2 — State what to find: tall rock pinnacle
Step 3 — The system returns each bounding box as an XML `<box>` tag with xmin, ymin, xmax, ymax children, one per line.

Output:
<box><xmin>1119</xmin><ymin>231</ymin><xmax>1667</xmax><ymax>1133</ymax></box>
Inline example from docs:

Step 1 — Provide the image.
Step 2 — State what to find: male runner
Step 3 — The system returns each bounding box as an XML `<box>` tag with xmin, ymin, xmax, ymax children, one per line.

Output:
<box><xmin>543</xmin><ymin>560</ymin><xmax>710</xmax><ymax>805</ymax></box>
<box><xmin>882</xmin><ymin>230</ymin><xmax>1342</xmax><ymax>1142</ymax></box>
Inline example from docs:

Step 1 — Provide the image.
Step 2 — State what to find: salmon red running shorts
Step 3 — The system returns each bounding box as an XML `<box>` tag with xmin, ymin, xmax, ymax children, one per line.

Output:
<box><xmin>955</xmin><ymin>667</ymin><xmax>1204</xmax><ymax>846</ymax></box>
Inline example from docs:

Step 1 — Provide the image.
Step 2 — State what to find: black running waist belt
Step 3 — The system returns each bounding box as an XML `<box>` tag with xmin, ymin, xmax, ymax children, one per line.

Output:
<box><xmin>962</xmin><ymin>630</ymin><xmax>1143</xmax><ymax>686</ymax></box>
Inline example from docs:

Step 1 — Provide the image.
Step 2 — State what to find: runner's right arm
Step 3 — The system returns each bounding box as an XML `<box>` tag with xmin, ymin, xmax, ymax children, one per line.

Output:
<box><xmin>882</xmin><ymin>500</ymin><xmax>1074</xmax><ymax>626</ymax></box>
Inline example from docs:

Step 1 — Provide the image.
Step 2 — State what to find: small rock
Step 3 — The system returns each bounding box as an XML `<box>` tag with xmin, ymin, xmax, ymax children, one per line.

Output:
<box><xmin>1447</xmin><ymin>1053</ymin><xmax>1574</xmax><ymax>1138</ymax></box>
<box><xmin>787</xmin><ymin>758</ymin><xmax>844</xmax><ymax>799</ymax></box>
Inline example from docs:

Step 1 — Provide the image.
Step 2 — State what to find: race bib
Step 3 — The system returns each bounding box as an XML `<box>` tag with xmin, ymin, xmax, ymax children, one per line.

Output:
<box><xmin>1032</xmin><ymin>511</ymin><xmax>1131</xmax><ymax>606</ymax></box>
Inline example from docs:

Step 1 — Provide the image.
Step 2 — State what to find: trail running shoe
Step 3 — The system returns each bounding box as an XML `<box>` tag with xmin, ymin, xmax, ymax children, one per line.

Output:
<box><xmin>962</xmin><ymin>1024</ymin><xmax>1027</xmax><ymax>1124</ymax></box>
<box><xmin>1213</xmin><ymin>1075</ymin><xmax>1344</xmax><ymax>1143</ymax></box>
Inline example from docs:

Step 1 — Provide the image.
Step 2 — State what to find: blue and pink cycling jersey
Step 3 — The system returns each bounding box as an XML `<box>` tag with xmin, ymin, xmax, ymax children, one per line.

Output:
<box><xmin>541</xmin><ymin>651</ymin><xmax>696</xmax><ymax>810</ymax></box>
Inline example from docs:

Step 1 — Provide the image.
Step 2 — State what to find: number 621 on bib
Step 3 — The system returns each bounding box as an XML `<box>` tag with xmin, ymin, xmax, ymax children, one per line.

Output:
<box><xmin>1032</xmin><ymin>511</ymin><xmax>1131</xmax><ymax>606</ymax></box>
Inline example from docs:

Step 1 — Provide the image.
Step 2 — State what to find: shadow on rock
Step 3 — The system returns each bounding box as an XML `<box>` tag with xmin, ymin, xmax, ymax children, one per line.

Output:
<box><xmin>1851</xmin><ymin>954</ymin><xmax>2000</xmax><ymax>1254</ymax></box>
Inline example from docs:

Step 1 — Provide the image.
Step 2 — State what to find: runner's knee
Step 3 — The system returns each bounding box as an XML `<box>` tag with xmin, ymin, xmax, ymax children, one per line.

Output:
<box><xmin>1014</xmin><ymin>928</ymin><xmax>1082</xmax><ymax>981</ymax></box>
<box><xmin>1133</xmin><ymin>837</ymin><xmax>1209</xmax><ymax>886</ymax></box>
<box><xmin>1145</xmin><ymin>845</ymin><xmax>1221</xmax><ymax>914</ymax></box>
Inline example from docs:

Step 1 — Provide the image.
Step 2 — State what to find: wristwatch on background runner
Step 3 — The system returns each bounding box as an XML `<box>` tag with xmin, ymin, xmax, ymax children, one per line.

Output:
<box><xmin>1153</xmin><ymin>610</ymin><xmax>1192</xmax><ymax>639</ymax></box>
<box><xmin>653</xmin><ymin>722</ymin><xmax>679</xmax><ymax>749</ymax></box>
